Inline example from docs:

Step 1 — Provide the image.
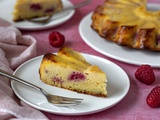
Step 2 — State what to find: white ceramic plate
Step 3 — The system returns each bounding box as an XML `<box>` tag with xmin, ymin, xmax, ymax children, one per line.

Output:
<box><xmin>0</xmin><ymin>0</ymin><xmax>75</xmax><ymax>30</ymax></box>
<box><xmin>79</xmin><ymin>3</ymin><xmax>160</xmax><ymax>68</ymax></box>
<box><xmin>11</xmin><ymin>53</ymin><xmax>130</xmax><ymax>115</ymax></box>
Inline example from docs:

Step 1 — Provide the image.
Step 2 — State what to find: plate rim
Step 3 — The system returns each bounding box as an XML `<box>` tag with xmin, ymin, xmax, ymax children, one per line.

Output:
<box><xmin>79</xmin><ymin>3</ymin><xmax>160</xmax><ymax>68</ymax></box>
<box><xmin>11</xmin><ymin>53</ymin><xmax>130</xmax><ymax>115</ymax></box>
<box><xmin>0</xmin><ymin>0</ymin><xmax>75</xmax><ymax>30</ymax></box>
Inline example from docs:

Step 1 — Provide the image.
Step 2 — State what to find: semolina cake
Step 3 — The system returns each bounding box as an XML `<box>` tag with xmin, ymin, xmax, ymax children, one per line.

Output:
<box><xmin>39</xmin><ymin>47</ymin><xmax>107</xmax><ymax>97</ymax></box>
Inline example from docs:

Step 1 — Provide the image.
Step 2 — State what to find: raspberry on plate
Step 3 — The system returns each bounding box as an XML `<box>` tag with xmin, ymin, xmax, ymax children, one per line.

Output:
<box><xmin>146</xmin><ymin>86</ymin><xmax>160</xmax><ymax>108</ymax></box>
<box><xmin>135</xmin><ymin>65</ymin><xmax>155</xmax><ymax>85</ymax></box>
<box><xmin>49</xmin><ymin>31</ymin><xmax>65</xmax><ymax>47</ymax></box>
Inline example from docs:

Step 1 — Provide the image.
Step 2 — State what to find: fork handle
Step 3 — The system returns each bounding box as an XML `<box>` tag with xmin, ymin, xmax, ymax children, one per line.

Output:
<box><xmin>68</xmin><ymin>0</ymin><xmax>91</xmax><ymax>9</ymax></box>
<box><xmin>0</xmin><ymin>69</ymin><xmax>42</xmax><ymax>91</ymax></box>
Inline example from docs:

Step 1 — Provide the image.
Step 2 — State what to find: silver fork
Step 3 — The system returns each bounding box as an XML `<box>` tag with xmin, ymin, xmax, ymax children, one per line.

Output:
<box><xmin>27</xmin><ymin>0</ymin><xmax>91</xmax><ymax>23</ymax></box>
<box><xmin>0</xmin><ymin>69</ymin><xmax>83</xmax><ymax>106</ymax></box>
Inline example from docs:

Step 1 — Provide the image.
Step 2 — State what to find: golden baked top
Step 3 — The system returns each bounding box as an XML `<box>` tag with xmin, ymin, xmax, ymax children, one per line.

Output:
<box><xmin>41</xmin><ymin>47</ymin><xmax>104</xmax><ymax>73</ymax></box>
<box><xmin>91</xmin><ymin>0</ymin><xmax>160</xmax><ymax>51</ymax></box>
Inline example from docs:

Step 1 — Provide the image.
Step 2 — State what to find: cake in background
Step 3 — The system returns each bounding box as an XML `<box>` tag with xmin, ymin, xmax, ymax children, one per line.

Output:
<box><xmin>13</xmin><ymin>0</ymin><xmax>63</xmax><ymax>21</ymax></box>
<box><xmin>91</xmin><ymin>0</ymin><xmax>160</xmax><ymax>51</ymax></box>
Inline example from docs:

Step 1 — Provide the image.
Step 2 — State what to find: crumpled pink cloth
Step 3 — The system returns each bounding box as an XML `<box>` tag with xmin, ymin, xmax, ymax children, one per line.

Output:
<box><xmin>0</xmin><ymin>18</ymin><xmax>48</xmax><ymax>120</ymax></box>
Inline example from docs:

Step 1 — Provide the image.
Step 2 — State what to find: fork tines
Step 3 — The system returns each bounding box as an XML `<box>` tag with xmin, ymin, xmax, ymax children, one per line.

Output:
<box><xmin>47</xmin><ymin>95</ymin><xmax>83</xmax><ymax>106</ymax></box>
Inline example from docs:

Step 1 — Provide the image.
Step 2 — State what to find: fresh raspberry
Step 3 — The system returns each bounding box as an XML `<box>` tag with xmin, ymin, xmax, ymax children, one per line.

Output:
<box><xmin>135</xmin><ymin>65</ymin><xmax>155</xmax><ymax>85</ymax></box>
<box><xmin>146</xmin><ymin>86</ymin><xmax>160</xmax><ymax>108</ymax></box>
<box><xmin>49</xmin><ymin>31</ymin><xmax>65</xmax><ymax>47</ymax></box>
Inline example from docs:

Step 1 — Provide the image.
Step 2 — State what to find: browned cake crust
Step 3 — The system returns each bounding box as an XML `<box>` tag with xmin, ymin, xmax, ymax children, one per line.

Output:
<box><xmin>91</xmin><ymin>0</ymin><xmax>160</xmax><ymax>51</ymax></box>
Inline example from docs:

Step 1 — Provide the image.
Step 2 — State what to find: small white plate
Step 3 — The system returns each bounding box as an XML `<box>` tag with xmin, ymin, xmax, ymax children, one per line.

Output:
<box><xmin>0</xmin><ymin>0</ymin><xmax>75</xmax><ymax>30</ymax></box>
<box><xmin>79</xmin><ymin>3</ymin><xmax>160</xmax><ymax>68</ymax></box>
<box><xmin>11</xmin><ymin>53</ymin><xmax>130</xmax><ymax>115</ymax></box>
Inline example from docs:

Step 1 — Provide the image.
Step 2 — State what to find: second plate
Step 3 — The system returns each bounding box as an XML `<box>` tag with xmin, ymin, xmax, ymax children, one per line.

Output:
<box><xmin>79</xmin><ymin>4</ymin><xmax>160</xmax><ymax>67</ymax></box>
<box><xmin>0</xmin><ymin>0</ymin><xmax>75</xmax><ymax>30</ymax></box>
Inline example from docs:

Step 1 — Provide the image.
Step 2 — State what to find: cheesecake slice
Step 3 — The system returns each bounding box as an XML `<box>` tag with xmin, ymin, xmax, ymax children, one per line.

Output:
<box><xmin>39</xmin><ymin>47</ymin><xmax>107</xmax><ymax>97</ymax></box>
<box><xmin>13</xmin><ymin>0</ymin><xmax>63</xmax><ymax>21</ymax></box>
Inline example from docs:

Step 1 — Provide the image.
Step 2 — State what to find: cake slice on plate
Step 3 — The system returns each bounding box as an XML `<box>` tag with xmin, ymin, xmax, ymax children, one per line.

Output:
<box><xmin>39</xmin><ymin>47</ymin><xmax>107</xmax><ymax>97</ymax></box>
<box><xmin>13</xmin><ymin>0</ymin><xmax>63</xmax><ymax>21</ymax></box>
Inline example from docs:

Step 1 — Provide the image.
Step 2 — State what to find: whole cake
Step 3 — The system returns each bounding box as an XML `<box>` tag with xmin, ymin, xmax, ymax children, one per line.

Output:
<box><xmin>39</xmin><ymin>47</ymin><xmax>107</xmax><ymax>97</ymax></box>
<box><xmin>91</xmin><ymin>0</ymin><xmax>160</xmax><ymax>51</ymax></box>
<box><xmin>13</xmin><ymin>0</ymin><xmax>63</xmax><ymax>21</ymax></box>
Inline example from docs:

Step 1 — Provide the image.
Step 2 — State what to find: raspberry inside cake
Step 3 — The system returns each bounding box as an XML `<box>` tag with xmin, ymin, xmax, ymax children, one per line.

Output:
<box><xmin>39</xmin><ymin>47</ymin><xmax>107</xmax><ymax>97</ymax></box>
<box><xmin>13</xmin><ymin>0</ymin><xmax>63</xmax><ymax>21</ymax></box>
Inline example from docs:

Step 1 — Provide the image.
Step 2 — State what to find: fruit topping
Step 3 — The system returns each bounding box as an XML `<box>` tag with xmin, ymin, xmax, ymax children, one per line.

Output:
<box><xmin>146</xmin><ymin>86</ymin><xmax>160</xmax><ymax>108</ymax></box>
<box><xmin>30</xmin><ymin>4</ymin><xmax>42</xmax><ymax>11</ymax></box>
<box><xmin>135</xmin><ymin>65</ymin><xmax>155</xmax><ymax>85</ymax></box>
<box><xmin>45</xmin><ymin>7</ymin><xmax>54</xmax><ymax>13</ymax></box>
<box><xmin>49</xmin><ymin>31</ymin><xmax>65</xmax><ymax>47</ymax></box>
<box><xmin>52</xmin><ymin>77</ymin><xmax>63</xmax><ymax>83</ymax></box>
<box><xmin>68</xmin><ymin>72</ymin><xmax>85</xmax><ymax>81</ymax></box>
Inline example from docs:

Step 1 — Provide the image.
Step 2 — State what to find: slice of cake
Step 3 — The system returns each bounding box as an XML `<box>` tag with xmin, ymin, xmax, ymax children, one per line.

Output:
<box><xmin>13</xmin><ymin>0</ymin><xmax>63</xmax><ymax>21</ymax></box>
<box><xmin>39</xmin><ymin>47</ymin><xmax>107</xmax><ymax>97</ymax></box>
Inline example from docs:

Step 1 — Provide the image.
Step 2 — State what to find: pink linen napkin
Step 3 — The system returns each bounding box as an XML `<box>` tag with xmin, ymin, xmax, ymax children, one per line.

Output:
<box><xmin>0</xmin><ymin>18</ymin><xmax>48</xmax><ymax>120</ymax></box>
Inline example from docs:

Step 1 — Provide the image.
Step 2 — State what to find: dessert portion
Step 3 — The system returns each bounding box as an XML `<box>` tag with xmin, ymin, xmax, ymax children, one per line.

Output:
<box><xmin>39</xmin><ymin>47</ymin><xmax>107</xmax><ymax>97</ymax></box>
<box><xmin>13</xmin><ymin>0</ymin><xmax>63</xmax><ymax>21</ymax></box>
<box><xmin>91</xmin><ymin>0</ymin><xmax>160</xmax><ymax>51</ymax></box>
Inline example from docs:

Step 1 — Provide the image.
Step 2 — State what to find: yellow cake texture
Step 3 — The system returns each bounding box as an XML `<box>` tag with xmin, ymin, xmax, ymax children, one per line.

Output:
<box><xmin>39</xmin><ymin>47</ymin><xmax>107</xmax><ymax>97</ymax></box>
<box><xmin>13</xmin><ymin>0</ymin><xmax>63</xmax><ymax>21</ymax></box>
<box><xmin>91</xmin><ymin>0</ymin><xmax>160</xmax><ymax>51</ymax></box>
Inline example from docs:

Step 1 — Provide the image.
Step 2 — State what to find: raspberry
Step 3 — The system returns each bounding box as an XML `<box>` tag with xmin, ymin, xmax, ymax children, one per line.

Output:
<box><xmin>30</xmin><ymin>4</ymin><xmax>42</xmax><ymax>10</ymax></box>
<box><xmin>49</xmin><ymin>31</ymin><xmax>65</xmax><ymax>47</ymax></box>
<box><xmin>146</xmin><ymin>86</ymin><xmax>160</xmax><ymax>108</ymax></box>
<box><xmin>135</xmin><ymin>65</ymin><xmax>155</xmax><ymax>85</ymax></box>
<box><xmin>68</xmin><ymin>72</ymin><xmax>85</xmax><ymax>81</ymax></box>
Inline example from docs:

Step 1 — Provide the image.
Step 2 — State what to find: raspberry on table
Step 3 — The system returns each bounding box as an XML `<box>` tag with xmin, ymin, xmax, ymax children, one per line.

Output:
<box><xmin>49</xmin><ymin>31</ymin><xmax>65</xmax><ymax>47</ymax></box>
<box><xmin>146</xmin><ymin>86</ymin><xmax>160</xmax><ymax>108</ymax></box>
<box><xmin>135</xmin><ymin>65</ymin><xmax>155</xmax><ymax>85</ymax></box>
